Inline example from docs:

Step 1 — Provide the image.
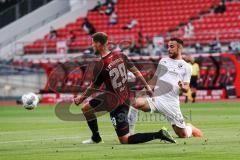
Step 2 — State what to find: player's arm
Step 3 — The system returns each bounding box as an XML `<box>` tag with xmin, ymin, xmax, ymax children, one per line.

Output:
<box><xmin>123</xmin><ymin>53</ymin><xmax>153</xmax><ymax>96</ymax></box>
<box><xmin>128</xmin><ymin>66</ymin><xmax>153</xmax><ymax>97</ymax></box>
<box><xmin>146</xmin><ymin>61</ymin><xmax>166</xmax><ymax>90</ymax></box>
<box><xmin>146</xmin><ymin>70</ymin><xmax>159</xmax><ymax>90</ymax></box>
<box><xmin>74</xmin><ymin>61</ymin><xmax>104</xmax><ymax>105</ymax></box>
<box><xmin>74</xmin><ymin>83</ymin><xmax>99</xmax><ymax>105</ymax></box>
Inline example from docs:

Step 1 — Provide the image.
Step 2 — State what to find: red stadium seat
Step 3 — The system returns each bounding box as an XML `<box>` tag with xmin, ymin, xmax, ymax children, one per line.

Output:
<box><xmin>24</xmin><ymin>0</ymin><xmax>238</xmax><ymax>54</ymax></box>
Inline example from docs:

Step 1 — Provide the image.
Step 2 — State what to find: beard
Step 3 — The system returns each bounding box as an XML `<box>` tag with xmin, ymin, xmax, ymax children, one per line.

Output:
<box><xmin>168</xmin><ymin>51</ymin><xmax>177</xmax><ymax>59</ymax></box>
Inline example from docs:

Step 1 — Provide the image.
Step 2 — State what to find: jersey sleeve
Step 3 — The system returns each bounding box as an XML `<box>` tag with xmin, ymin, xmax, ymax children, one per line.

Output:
<box><xmin>183</xmin><ymin>64</ymin><xmax>192</xmax><ymax>83</ymax></box>
<box><xmin>122</xmin><ymin>53</ymin><xmax>135</xmax><ymax>69</ymax></box>
<box><xmin>92</xmin><ymin>61</ymin><xmax>105</xmax><ymax>87</ymax></box>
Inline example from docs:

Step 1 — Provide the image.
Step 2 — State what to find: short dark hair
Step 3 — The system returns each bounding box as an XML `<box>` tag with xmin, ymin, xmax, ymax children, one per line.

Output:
<box><xmin>170</xmin><ymin>37</ymin><xmax>184</xmax><ymax>46</ymax></box>
<box><xmin>92</xmin><ymin>32</ymin><xmax>108</xmax><ymax>45</ymax></box>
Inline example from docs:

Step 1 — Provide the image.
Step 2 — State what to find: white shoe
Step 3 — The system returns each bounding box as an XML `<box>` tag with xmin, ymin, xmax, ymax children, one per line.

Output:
<box><xmin>82</xmin><ymin>138</ymin><xmax>103</xmax><ymax>144</ymax></box>
<box><xmin>82</xmin><ymin>138</ymin><xmax>96</xmax><ymax>144</ymax></box>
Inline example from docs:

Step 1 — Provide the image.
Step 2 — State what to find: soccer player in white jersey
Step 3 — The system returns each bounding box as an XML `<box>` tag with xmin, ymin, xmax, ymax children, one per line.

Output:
<box><xmin>130</xmin><ymin>38</ymin><xmax>203</xmax><ymax>138</ymax></box>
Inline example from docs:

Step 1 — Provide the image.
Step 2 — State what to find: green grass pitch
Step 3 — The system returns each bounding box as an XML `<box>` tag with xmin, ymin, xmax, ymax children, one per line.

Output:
<box><xmin>0</xmin><ymin>102</ymin><xmax>240</xmax><ymax>160</ymax></box>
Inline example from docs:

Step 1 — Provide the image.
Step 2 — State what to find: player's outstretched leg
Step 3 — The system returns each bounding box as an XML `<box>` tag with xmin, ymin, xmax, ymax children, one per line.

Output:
<box><xmin>126</xmin><ymin>128</ymin><xmax>176</xmax><ymax>144</ymax></box>
<box><xmin>81</xmin><ymin>104</ymin><xmax>103</xmax><ymax>144</ymax></box>
<box><xmin>117</xmin><ymin>127</ymin><xmax>176</xmax><ymax>144</ymax></box>
<box><xmin>114</xmin><ymin>103</ymin><xmax>176</xmax><ymax>144</ymax></box>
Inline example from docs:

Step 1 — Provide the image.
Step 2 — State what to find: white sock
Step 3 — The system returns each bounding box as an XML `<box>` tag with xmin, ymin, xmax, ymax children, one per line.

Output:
<box><xmin>128</xmin><ymin>106</ymin><xmax>138</xmax><ymax>135</ymax></box>
<box><xmin>185</xmin><ymin>125</ymin><xmax>193</xmax><ymax>138</ymax></box>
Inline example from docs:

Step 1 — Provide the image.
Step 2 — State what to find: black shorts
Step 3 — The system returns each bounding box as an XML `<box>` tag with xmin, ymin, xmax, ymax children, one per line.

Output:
<box><xmin>89</xmin><ymin>94</ymin><xmax>130</xmax><ymax>137</ymax></box>
<box><xmin>190</xmin><ymin>76</ymin><xmax>198</xmax><ymax>88</ymax></box>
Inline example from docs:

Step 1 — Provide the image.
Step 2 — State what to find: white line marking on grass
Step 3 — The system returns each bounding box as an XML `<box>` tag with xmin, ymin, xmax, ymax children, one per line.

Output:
<box><xmin>0</xmin><ymin>136</ymin><xmax>81</xmax><ymax>144</ymax></box>
<box><xmin>0</xmin><ymin>135</ymin><xmax>115</xmax><ymax>144</ymax></box>
<box><xmin>0</xmin><ymin>125</ymin><xmax>116</xmax><ymax>135</ymax></box>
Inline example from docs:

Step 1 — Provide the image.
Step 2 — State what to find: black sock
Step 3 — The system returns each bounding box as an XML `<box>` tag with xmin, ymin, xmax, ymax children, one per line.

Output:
<box><xmin>87</xmin><ymin>119</ymin><xmax>101</xmax><ymax>142</ymax></box>
<box><xmin>192</xmin><ymin>92</ymin><xmax>196</xmax><ymax>102</ymax></box>
<box><xmin>192</xmin><ymin>92</ymin><xmax>196</xmax><ymax>98</ymax></box>
<box><xmin>185</xmin><ymin>96</ymin><xmax>188</xmax><ymax>103</ymax></box>
<box><xmin>128</xmin><ymin>132</ymin><xmax>159</xmax><ymax>144</ymax></box>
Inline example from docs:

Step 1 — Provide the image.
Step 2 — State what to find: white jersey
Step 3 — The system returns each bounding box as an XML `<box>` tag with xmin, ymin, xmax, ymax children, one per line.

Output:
<box><xmin>153</xmin><ymin>57</ymin><xmax>192</xmax><ymax>106</ymax></box>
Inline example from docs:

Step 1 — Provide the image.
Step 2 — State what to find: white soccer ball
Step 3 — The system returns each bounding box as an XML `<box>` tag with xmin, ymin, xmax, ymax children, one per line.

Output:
<box><xmin>21</xmin><ymin>93</ymin><xmax>39</xmax><ymax>110</ymax></box>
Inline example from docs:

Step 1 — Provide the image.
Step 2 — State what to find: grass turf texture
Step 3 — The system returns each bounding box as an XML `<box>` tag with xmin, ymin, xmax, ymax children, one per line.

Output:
<box><xmin>0</xmin><ymin>102</ymin><xmax>240</xmax><ymax>160</ymax></box>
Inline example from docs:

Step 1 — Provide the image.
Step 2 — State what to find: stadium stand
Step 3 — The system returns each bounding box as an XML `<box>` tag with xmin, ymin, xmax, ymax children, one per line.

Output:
<box><xmin>171</xmin><ymin>1</ymin><xmax>240</xmax><ymax>45</ymax></box>
<box><xmin>23</xmin><ymin>0</ymin><xmax>220</xmax><ymax>54</ymax></box>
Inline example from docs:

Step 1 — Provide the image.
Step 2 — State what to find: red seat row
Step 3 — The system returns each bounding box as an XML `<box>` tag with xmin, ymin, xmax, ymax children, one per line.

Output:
<box><xmin>24</xmin><ymin>0</ymin><xmax>220</xmax><ymax>54</ymax></box>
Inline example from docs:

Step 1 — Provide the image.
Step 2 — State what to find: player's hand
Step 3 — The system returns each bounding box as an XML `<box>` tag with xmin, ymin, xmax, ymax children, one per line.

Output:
<box><xmin>145</xmin><ymin>85</ymin><xmax>154</xmax><ymax>98</ymax></box>
<box><xmin>74</xmin><ymin>96</ymin><xmax>84</xmax><ymax>105</ymax></box>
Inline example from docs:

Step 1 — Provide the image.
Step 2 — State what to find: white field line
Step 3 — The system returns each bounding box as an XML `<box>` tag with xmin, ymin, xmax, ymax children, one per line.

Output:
<box><xmin>0</xmin><ymin>125</ymin><xmax>116</xmax><ymax>135</ymax></box>
<box><xmin>0</xmin><ymin>134</ymin><xmax>115</xmax><ymax>144</ymax></box>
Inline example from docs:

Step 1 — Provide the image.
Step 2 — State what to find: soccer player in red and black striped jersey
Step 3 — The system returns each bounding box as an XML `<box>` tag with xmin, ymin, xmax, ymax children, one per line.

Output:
<box><xmin>74</xmin><ymin>32</ymin><xmax>176</xmax><ymax>144</ymax></box>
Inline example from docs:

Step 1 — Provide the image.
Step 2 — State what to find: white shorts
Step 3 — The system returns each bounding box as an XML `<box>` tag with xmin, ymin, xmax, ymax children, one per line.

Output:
<box><xmin>146</xmin><ymin>97</ymin><xmax>186</xmax><ymax>128</ymax></box>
